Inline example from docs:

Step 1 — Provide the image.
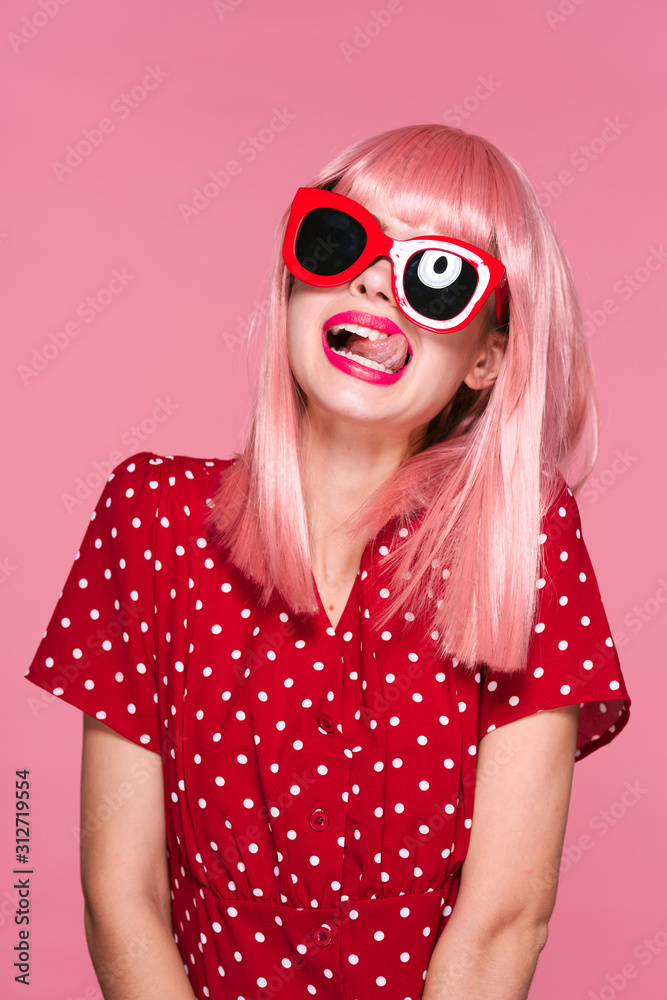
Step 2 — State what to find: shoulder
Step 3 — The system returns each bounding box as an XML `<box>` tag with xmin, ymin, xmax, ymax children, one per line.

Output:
<box><xmin>105</xmin><ymin>451</ymin><xmax>235</xmax><ymax>504</ymax></box>
<box><xmin>92</xmin><ymin>452</ymin><xmax>236</xmax><ymax>554</ymax></box>
<box><xmin>539</xmin><ymin>472</ymin><xmax>584</xmax><ymax>561</ymax></box>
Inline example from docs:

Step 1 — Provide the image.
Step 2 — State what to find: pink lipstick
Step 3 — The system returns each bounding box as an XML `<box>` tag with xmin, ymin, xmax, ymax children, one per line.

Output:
<box><xmin>321</xmin><ymin>310</ymin><xmax>412</xmax><ymax>385</ymax></box>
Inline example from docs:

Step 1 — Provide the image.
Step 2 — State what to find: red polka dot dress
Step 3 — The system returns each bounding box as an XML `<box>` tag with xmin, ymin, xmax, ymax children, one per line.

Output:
<box><xmin>26</xmin><ymin>451</ymin><xmax>631</xmax><ymax>1000</ymax></box>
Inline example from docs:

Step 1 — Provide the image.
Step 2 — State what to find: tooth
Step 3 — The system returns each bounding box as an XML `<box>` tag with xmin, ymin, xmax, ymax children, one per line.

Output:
<box><xmin>330</xmin><ymin>347</ymin><xmax>394</xmax><ymax>374</ymax></box>
<box><xmin>327</xmin><ymin>323</ymin><xmax>393</xmax><ymax>342</ymax></box>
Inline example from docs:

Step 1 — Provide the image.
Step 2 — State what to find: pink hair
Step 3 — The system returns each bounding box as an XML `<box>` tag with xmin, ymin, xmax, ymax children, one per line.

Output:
<box><xmin>204</xmin><ymin>124</ymin><xmax>599</xmax><ymax>675</ymax></box>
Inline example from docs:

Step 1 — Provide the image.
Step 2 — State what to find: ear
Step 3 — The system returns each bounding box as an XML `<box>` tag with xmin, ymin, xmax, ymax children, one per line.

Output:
<box><xmin>463</xmin><ymin>331</ymin><xmax>508</xmax><ymax>391</ymax></box>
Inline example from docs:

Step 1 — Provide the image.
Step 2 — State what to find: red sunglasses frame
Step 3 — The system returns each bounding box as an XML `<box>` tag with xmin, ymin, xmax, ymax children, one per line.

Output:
<box><xmin>282</xmin><ymin>186</ymin><xmax>509</xmax><ymax>334</ymax></box>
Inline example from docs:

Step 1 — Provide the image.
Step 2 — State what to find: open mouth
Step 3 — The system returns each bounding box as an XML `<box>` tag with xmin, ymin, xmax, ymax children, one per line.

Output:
<box><xmin>324</xmin><ymin>322</ymin><xmax>412</xmax><ymax>375</ymax></box>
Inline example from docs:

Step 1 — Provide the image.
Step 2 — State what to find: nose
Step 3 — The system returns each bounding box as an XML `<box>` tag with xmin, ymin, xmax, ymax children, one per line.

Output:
<box><xmin>348</xmin><ymin>256</ymin><xmax>397</xmax><ymax>309</ymax></box>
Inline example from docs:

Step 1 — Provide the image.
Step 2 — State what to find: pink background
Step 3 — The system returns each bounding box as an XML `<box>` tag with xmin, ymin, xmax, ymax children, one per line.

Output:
<box><xmin>2</xmin><ymin>1</ymin><xmax>664</xmax><ymax>997</ymax></box>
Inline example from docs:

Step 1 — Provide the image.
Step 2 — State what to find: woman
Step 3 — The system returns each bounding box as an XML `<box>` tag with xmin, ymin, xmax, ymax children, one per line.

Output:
<box><xmin>26</xmin><ymin>124</ymin><xmax>631</xmax><ymax>1000</ymax></box>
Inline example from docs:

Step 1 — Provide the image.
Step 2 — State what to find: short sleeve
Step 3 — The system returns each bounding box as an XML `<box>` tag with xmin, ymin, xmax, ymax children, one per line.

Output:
<box><xmin>478</xmin><ymin>482</ymin><xmax>631</xmax><ymax>762</ymax></box>
<box><xmin>25</xmin><ymin>452</ymin><xmax>162</xmax><ymax>751</ymax></box>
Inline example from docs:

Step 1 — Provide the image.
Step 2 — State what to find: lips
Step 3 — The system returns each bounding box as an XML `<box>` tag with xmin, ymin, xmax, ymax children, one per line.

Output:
<box><xmin>321</xmin><ymin>310</ymin><xmax>412</xmax><ymax>385</ymax></box>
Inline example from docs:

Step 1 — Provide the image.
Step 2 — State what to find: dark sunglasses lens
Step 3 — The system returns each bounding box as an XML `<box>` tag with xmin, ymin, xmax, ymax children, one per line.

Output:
<box><xmin>294</xmin><ymin>207</ymin><xmax>367</xmax><ymax>277</ymax></box>
<box><xmin>404</xmin><ymin>249</ymin><xmax>478</xmax><ymax>321</ymax></box>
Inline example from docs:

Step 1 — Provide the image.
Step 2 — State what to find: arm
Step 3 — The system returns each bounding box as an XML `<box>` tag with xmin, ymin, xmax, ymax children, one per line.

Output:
<box><xmin>422</xmin><ymin>703</ymin><xmax>581</xmax><ymax>1000</ymax></box>
<box><xmin>80</xmin><ymin>715</ymin><xmax>196</xmax><ymax>1000</ymax></box>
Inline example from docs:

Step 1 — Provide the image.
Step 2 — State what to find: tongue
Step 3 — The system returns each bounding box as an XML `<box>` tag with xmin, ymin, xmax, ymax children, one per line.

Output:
<box><xmin>344</xmin><ymin>332</ymin><xmax>409</xmax><ymax>373</ymax></box>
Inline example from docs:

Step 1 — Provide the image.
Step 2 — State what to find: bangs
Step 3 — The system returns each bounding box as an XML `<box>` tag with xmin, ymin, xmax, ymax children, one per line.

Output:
<box><xmin>329</xmin><ymin>127</ymin><xmax>503</xmax><ymax>258</ymax></box>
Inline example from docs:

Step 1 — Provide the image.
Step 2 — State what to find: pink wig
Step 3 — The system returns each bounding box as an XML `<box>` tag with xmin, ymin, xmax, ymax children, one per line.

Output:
<box><xmin>204</xmin><ymin>124</ymin><xmax>599</xmax><ymax>675</ymax></box>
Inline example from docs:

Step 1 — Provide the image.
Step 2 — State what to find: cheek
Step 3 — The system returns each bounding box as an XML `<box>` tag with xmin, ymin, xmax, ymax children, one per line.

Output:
<box><xmin>287</xmin><ymin>286</ymin><xmax>323</xmax><ymax>345</ymax></box>
<box><xmin>286</xmin><ymin>291</ymin><xmax>324</xmax><ymax>382</ymax></box>
<box><xmin>286</xmin><ymin>293</ymin><xmax>307</xmax><ymax>357</ymax></box>
<box><xmin>419</xmin><ymin>338</ymin><xmax>473</xmax><ymax>387</ymax></box>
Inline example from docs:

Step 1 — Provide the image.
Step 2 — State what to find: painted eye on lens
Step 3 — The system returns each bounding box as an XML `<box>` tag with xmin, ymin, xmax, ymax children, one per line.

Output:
<box><xmin>416</xmin><ymin>250</ymin><xmax>463</xmax><ymax>289</ymax></box>
<box><xmin>404</xmin><ymin>250</ymin><xmax>478</xmax><ymax>320</ymax></box>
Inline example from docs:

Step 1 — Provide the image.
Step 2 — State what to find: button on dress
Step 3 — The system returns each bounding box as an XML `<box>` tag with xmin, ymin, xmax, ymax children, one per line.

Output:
<box><xmin>25</xmin><ymin>451</ymin><xmax>631</xmax><ymax>1000</ymax></box>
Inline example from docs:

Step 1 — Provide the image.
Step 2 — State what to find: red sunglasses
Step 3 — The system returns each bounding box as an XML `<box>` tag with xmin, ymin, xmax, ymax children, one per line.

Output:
<box><xmin>282</xmin><ymin>187</ymin><xmax>509</xmax><ymax>334</ymax></box>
